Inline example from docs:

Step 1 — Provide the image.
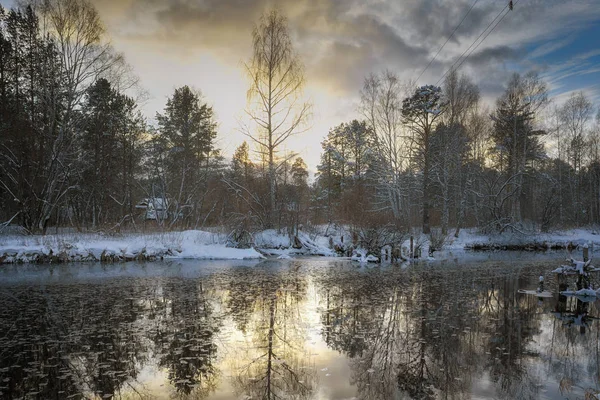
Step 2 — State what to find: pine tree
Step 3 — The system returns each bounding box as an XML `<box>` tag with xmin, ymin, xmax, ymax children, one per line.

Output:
<box><xmin>402</xmin><ymin>85</ymin><xmax>445</xmax><ymax>234</ymax></box>
<box><xmin>490</xmin><ymin>72</ymin><xmax>547</xmax><ymax>226</ymax></box>
<box><xmin>156</xmin><ymin>86</ymin><xmax>217</xmax><ymax>225</ymax></box>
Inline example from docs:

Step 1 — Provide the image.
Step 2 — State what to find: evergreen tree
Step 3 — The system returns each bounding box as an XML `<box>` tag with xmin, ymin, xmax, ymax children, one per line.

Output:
<box><xmin>490</xmin><ymin>72</ymin><xmax>547</xmax><ymax>226</ymax></box>
<box><xmin>402</xmin><ymin>85</ymin><xmax>445</xmax><ymax>234</ymax></box>
<box><xmin>156</xmin><ymin>86</ymin><xmax>217</xmax><ymax>225</ymax></box>
<box><xmin>75</xmin><ymin>78</ymin><xmax>145</xmax><ymax>228</ymax></box>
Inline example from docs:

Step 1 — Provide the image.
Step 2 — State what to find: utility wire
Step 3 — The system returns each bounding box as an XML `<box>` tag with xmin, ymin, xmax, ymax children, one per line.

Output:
<box><xmin>436</xmin><ymin>0</ymin><xmax>517</xmax><ymax>86</ymax></box>
<box><xmin>415</xmin><ymin>0</ymin><xmax>480</xmax><ymax>83</ymax></box>
<box><xmin>438</xmin><ymin>0</ymin><xmax>519</xmax><ymax>86</ymax></box>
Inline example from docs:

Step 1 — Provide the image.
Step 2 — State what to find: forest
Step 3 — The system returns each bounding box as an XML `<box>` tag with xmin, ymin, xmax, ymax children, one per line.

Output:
<box><xmin>1</xmin><ymin>0</ymin><xmax>600</xmax><ymax>239</ymax></box>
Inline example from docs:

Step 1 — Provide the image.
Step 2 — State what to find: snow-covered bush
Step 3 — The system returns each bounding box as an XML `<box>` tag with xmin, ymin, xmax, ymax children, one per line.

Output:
<box><xmin>356</xmin><ymin>226</ymin><xmax>405</xmax><ymax>257</ymax></box>
<box><xmin>429</xmin><ymin>228</ymin><xmax>447</xmax><ymax>255</ymax></box>
<box><xmin>225</xmin><ymin>213</ymin><xmax>260</xmax><ymax>248</ymax></box>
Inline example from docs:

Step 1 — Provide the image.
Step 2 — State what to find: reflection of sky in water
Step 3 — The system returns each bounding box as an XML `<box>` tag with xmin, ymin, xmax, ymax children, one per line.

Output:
<box><xmin>1</xmin><ymin>256</ymin><xmax>600</xmax><ymax>399</ymax></box>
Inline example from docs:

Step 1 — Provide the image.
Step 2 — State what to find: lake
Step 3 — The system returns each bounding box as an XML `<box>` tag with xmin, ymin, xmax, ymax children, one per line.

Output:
<box><xmin>1</xmin><ymin>254</ymin><xmax>599</xmax><ymax>399</ymax></box>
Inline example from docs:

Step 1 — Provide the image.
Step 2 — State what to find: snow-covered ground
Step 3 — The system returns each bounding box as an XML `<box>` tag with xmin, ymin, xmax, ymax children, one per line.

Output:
<box><xmin>446</xmin><ymin>228</ymin><xmax>600</xmax><ymax>251</ymax></box>
<box><xmin>0</xmin><ymin>230</ymin><xmax>263</xmax><ymax>263</ymax></box>
<box><xmin>253</xmin><ymin>229</ymin><xmax>335</xmax><ymax>257</ymax></box>
<box><xmin>1</xmin><ymin>226</ymin><xmax>598</xmax><ymax>264</ymax></box>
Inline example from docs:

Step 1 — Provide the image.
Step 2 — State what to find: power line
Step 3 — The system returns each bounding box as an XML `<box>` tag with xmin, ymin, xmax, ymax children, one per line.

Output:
<box><xmin>436</xmin><ymin>2</ymin><xmax>509</xmax><ymax>85</ymax></box>
<box><xmin>439</xmin><ymin>1</ymin><xmax>517</xmax><ymax>85</ymax></box>
<box><xmin>415</xmin><ymin>0</ymin><xmax>480</xmax><ymax>84</ymax></box>
<box><xmin>435</xmin><ymin>0</ymin><xmax>517</xmax><ymax>86</ymax></box>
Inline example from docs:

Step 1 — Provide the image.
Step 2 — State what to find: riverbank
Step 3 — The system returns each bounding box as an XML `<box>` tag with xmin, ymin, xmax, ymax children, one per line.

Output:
<box><xmin>446</xmin><ymin>228</ymin><xmax>600</xmax><ymax>252</ymax></box>
<box><xmin>0</xmin><ymin>227</ymin><xmax>598</xmax><ymax>264</ymax></box>
<box><xmin>0</xmin><ymin>230</ymin><xmax>263</xmax><ymax>263</ymax></box>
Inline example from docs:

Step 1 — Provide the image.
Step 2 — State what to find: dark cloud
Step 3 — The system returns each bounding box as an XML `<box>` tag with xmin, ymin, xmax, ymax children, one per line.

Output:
<box><xmin>299</xmin><ymin>13</ymin><xmax>430</xmax><ymax>94</ymax></box>
<box><xmin>466</xmin><ymin>45</ymin><xmax>522</xmax><ymax>67</ymax></box>
<box><xmin>91</xmin><ymin>0</ymin><xmax>600</xmax><ymax>99</ymax></box>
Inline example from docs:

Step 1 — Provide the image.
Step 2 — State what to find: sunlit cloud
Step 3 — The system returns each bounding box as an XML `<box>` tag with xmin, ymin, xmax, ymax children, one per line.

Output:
<box><xmin>89</xmin><ymin>0</ymin><xmax>600</xmax><ymax>169</ymax></box>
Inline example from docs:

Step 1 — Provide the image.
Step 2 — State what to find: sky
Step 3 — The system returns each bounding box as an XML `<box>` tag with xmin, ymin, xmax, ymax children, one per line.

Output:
<box><xmin>6</xmin><ymin>0</ymin><xmax>600</xmax><ymax>170</ymax></box>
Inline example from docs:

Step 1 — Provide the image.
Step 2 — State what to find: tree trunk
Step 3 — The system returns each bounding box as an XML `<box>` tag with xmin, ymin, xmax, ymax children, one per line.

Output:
<box><xmin>422</xmin><ymin>128</ymin><xmax>431</xmax><ymax>234</ymax></box>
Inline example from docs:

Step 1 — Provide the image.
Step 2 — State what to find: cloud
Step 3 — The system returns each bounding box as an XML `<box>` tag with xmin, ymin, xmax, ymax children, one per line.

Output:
<box><xmin>529</xmin><ymin>36</ymin><xmax>575</xmax><ymax>59</ymax></box>
<box><xmin>464</xmin><ymin>45</ymin><xmax>523</xmax><ymax>68</ymax></box>
<box><xmin>92</xmin><ymin>0</ymin><xmax>600</xmax><ymax>97</ymax></box>
<box><xmin>85</xmin><ymin>0</ymin><xmax>600</xmax><ymax>168</ymax></box>
<box><xmin>551</xmin><ymin>85</ymin><xmax>600</xmax><ymax>108</ymax></box>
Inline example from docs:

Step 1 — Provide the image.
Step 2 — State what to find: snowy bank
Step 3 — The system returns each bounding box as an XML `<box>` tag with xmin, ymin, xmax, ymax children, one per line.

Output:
<box><xmin>445</xmin><ymin>228</ymin><xmax>600</xmax><ymax>252</ymax></box>
<box><xmin>253</xmin><ymin>229</ymin><xmax>335</xmax><ymax>257</ymax></box>
<box><xmin>2</xmin><ymin>226</ymin><xmax>599</xmax><ymax>265</ymax></box>
<box><xmin>0</xmin><ymin>230</ymin><xmax>263</xmax><ymax>264</ymax></box>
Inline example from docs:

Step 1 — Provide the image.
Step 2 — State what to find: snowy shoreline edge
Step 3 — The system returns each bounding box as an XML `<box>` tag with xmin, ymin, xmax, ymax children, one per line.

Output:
<box><xmin>0</xmin><ymin>230</ymin><xmax>265</xmax><ymax>264</ymax></box>
<box><xmin>0</xmin><ymin>228</ymin><xmax>598</xmax><ymax>265</ymax></box>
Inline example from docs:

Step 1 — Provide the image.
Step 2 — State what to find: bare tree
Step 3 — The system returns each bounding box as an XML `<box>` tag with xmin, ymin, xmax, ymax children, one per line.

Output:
<box><xmin>360</xmin><ymin>71</ymin><xmax>413</xmax><ymax>226</ymax></box>
<box><xmin>35</xmin><ymin>0</ymin><xmax>119</xmax><ymax>232</ymax></box>
<box><xmin>559</xmin><ymin>92</ymin><xmax>594</xmax><ymax>225</ymax></box>
<box><xmin>443</xmin><ymin>69</ymin><xmax>479</xmax><ymax>126</ymax></box>
<box><xmin>242</xmin><ymin>9</ymin><xmax>310</xmax><ymax>228</ymax></box>
<box><xmin>41</xmin><ymin>0</ymin><xmax>117</xmax><ymax>111</ymax></box>
<box><xmin>430</xmin><ymin>69</ymin><xmax>479</xmax><ymax>235</ymax></box>
<box><xmin>0</xmin><ymin>0</ymin><xmax>121</xmax><ymax>233</ymax></box>
<box><xmin>560</xmin><ymin>92</ymin><xmax>593</xmax><ymax>173</ymax></box>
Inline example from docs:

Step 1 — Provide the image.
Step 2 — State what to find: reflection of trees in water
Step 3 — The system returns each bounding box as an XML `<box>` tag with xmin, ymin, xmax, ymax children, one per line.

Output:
<box><xmin>319</xmin><ymin>263</ymin><xmax>379</xmax><ymax>358</ymax></box>
<box><xmin>479</xmin><ymin>277</ymin><xmax>541</xmax><ymax>399</ymax></box>
<box><xmin>317</xmin><ymin>266</ymin><xmax>403</xmax><ymax>399</ymax></box>
<box><xmin>0</xmin><ymin>275</ymin><xmax>223</xmax><ymax>399</ymax></box>
<box><xmin>545</xmin><ymin>296</ymin><xmax>600</xmax><ymax>397</ymax></box>
<box><xmin>2</xmin><ymin>260</ymin><xmax>588</xmax><ymax>399</ymax></box>
<box><xmin>0</xmin><ymin>288</ymin><xmax>83</xmax><ymax>399</ymax></box>
<box><xmin>225</xmin><ymin>267</ymin><xmax>264</xmax><ymax>334</ymax></box>
<box><xmin>75</xmin><ymin>282</ymin><xmax>149</xmax><ymax>398</ymax></box>
<box><xmin>315</xmin><ymin>263</ymin><xmax>545</xmax><ymax>400</ymax></box>
<box><xmin>0</xmin><ymin>281</ymin><xmax>150</xmax><ymax>399</ymax></box>
<box><xmin>227</xmin><ymin>262</ymin><xmax>316</xmax><ymax>400</ymax></box>
<box><xmin>150</xmin><ymin>278</ymin><xmax>221</xmax><ymax>397</ymax></box>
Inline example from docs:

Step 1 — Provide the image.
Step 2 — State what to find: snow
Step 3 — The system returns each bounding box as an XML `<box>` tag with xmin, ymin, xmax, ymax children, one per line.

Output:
<box><xmin>446</xmin><ymin>228</ymin><xmax>600</xmax><ymax>251</ymax></box>
<box><xmin>253</xmin><ymin>229</ymin><xmax>291</xmax><ymax>249</ymax></box>
<box><xmin>252</xmin><ymin>229</ymin><xmax>335</xmax><ymax>257</ymax></box>
<box><xmin>2</xmin><ymin>225</ymin><xmax>600</xmax><ymax>265</ymax></box>
<box><xmin>551</xmin><ymin>259</ymin><xmax>597</xmax><ymax>275</ymax></box>
<box><xmin>0</xmin><ymin>230</ymin><xmax>263</xmax><ymax>264</ymax></box>
<box><xmin>560</xmin><ymin>288</ymin><xmax>600</xmax><ymax>298</ymax></box>
<box><xmin>0</xmin><ymin>228</ymin><xmax>336</xmax><ymax>264</ymax></box>
<box><xmin>171</xmin><ymin>231</ymin><xmax>263</xmax><ymax>260</ymax></box>
<box><xmin>351</xmin><ymin>248</ymin><xmax>378</xmax><ymax>263</ymax></box>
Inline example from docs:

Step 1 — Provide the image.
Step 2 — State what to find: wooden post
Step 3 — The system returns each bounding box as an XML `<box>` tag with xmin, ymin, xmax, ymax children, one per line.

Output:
<box><xmin>410</xmin><ymin>236</ymin><xmax>414</xmax><ymax>259</ymax></box>
<box><xmin>583</xmin><ymin>243</ymin><xmax>589</xmax><ymax>262</ymax></box>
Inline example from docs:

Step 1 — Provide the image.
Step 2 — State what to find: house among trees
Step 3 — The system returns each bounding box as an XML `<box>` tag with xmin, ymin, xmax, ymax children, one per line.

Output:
<box><xmin>136</xmin><ymin>198</ymin><xmax>169</xmax><ymax>221</ymax></box>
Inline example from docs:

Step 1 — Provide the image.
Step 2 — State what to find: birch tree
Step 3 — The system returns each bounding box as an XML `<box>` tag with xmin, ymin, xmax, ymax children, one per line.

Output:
<box><xmin>559</xmin><ymin>92</ymin><xmax>593</xmax><ymax>225</ymax></box>
<box><xmin>360</xmin><ymin>71</ymin><xmax>413</xmax><ymax>226</ymax></box>
<box><xmin>430</xmin><ymin>69</ymin><xmax>479</xmax><ymax>235</ymax></box>
<box><xmin>242</xmin><ymin>9</ymin><xmax>310</xmax><ymax>228</ymax></box>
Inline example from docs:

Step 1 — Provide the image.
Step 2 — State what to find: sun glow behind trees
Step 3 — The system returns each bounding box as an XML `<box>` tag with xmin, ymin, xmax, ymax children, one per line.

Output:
<box><xmin>1</xmin><ymin>0</ymin><xmax>600</xmax><ymax>236</ymax></box>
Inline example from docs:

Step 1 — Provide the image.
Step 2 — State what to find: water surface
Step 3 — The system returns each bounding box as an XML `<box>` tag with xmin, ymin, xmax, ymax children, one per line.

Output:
<box><xmin>1</xmin><ymin>254</ymin><xmax>599</xmax><ymax>399</ymax></box>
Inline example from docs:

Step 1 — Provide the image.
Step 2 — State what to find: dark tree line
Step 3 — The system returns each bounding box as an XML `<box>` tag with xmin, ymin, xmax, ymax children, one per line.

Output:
<box><xmin>2</xmin><ymin>1</ymin><xmax>599</xmax><ymax>237</ymax></box>
<box><xmin>0</xmin><ymin>1</ymin><xmax>223</xmax><ymax>233</ymax></box>
<box><xmin>314</xmin><ymin>70</ymin><xmax>600</xmax><ymax>235</ymax></box>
